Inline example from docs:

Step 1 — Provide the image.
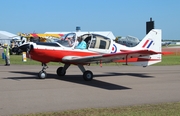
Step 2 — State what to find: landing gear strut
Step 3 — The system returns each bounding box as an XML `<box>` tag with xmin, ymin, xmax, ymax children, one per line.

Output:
<box><xmin>78</xmin><ymin>65</ymin><xmax>93</xmax><ymax>81</ymax></box>
<box><xmin>38</xmin><ymin>63</ymin><xmax>94</xmax><ymax>81</ymax></box>
<box><xmin>56</xmin><ymin>64</ymin><xmax>70</xmax><ymax>76</ymax></box>
<box><xmin>56</xmin><ymin>64</ymin><xmax>94</xmax><ymax>81</ymax></box>
<box><xmin>38</xmin><ymin>63</ymin><xmax>48</xmax><ymax>79</ymax></box>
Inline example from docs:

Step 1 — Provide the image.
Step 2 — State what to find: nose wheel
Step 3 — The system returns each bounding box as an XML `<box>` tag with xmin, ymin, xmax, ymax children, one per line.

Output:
<box><xmin>38</xmin><ymin>71</ymin><xmax>47</xmax><ymax>79</ymax></box>
<box><xmin>38</xmin><ymin>63</ymin><xmax>48</xmax><ymax>79</ymax></box>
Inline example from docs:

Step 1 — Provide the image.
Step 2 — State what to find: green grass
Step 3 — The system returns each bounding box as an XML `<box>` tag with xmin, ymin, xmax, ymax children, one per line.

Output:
<box><xmin>155</xmin><ymin>55</ymin><xmax>180</xmax><ymax>65</ymax></box>
<box><xmin>0</xmin><ymin>54</ymin><xmax>180</xmax><ymax>66</ymax></box>
<box><xmin>15</xmin><ymin>102</ymin><xmax>180</xmax><ymax>116</ymax></box>
<box><xmin>0</xmin><ymin>55</ymin><xmax>62</xmax><ymax>65</ymax></box>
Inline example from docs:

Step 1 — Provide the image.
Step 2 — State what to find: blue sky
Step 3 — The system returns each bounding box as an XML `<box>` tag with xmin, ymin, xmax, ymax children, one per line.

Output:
<box><xmin>0</xmin><ymin>0</ymin><xmax>180</xmax><ymax>40</ymax></box>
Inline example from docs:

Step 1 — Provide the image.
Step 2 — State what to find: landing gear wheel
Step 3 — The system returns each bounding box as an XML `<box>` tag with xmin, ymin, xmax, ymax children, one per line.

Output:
<box><xmin>56</xmin><ymin>67</ymin><xmax>66</xmax><ymax>76</ymax></box>
<box><xmin>83</xmin><ymin>70</ymin><xmax>93</xmax><ymax>81</ymax></box>
<box><xmin>38</xmin><ymin>71</ymin><xmax>47</xmax><ymax>79</ymax></box>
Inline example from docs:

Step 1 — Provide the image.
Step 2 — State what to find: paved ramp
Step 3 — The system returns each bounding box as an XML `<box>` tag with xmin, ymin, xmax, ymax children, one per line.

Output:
<box><xmin>0</xmin><ymin>65</ymin><xmax>180</xmax><ymax>115</ymax></box>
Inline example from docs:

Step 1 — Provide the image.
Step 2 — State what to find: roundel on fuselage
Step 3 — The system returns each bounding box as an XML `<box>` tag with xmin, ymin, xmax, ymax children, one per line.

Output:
<box><xmin>111</xmin><ymin>44</ymin><xmax>117</xmax><ymax>53</ymax></box>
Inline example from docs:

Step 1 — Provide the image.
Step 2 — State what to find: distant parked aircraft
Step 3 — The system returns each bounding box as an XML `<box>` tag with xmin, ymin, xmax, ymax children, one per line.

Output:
<box><xmin>162</xmin><ymin>41</ymin><xmax>171</xmax><ymax>46</ymax></box>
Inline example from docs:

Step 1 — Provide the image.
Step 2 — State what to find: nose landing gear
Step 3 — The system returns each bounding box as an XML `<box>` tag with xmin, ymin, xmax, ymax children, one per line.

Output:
<box><xmin>38</xmin><ymin>63</ymin><xmax>48</xmax><ymax>79</ymax></box>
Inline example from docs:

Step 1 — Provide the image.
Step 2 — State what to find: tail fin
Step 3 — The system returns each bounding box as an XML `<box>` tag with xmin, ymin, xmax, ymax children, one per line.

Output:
<box><xmin>135</xmin><ymin>29</ymin><xmax>161</xmax><ymax>52</ymax></box>
<box><xmin>130</xmin><ymin>29</ymin><xmax>162</xmax><ymax>66</ymax></box>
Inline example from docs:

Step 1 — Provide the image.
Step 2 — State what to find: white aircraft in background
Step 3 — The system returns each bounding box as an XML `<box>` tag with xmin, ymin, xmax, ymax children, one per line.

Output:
<box><xmin>162</xmin><ymin>41</ymin><xmax>171</xmax><ymax>46</ymax></box>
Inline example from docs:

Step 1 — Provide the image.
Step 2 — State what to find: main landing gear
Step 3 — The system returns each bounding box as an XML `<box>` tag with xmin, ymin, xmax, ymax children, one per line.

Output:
<box><xmin>77</xmin><ymin>65</ymin><xmax>93</xmax><ymax>81</ymax></box>
<box><xmin>38</xmin><ymin>63</ymin><xmax>94</xmax><ymax>81</ymax></box>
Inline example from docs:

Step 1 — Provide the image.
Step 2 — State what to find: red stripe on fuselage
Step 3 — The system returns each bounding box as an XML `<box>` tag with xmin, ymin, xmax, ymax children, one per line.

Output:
<box><xmin>115</xmin><ymin>57</ymin><xmax>160</xmax><ymax>63</ymax></box>
<box><xmin>29</xmin><ymin>49</ymin><xmax>98</xmax><ymax>63</ymax></box>
<box><xmin>142</xmin><ymin>40</ymin><xmax>149</xmax><ymax>48</ymax></box>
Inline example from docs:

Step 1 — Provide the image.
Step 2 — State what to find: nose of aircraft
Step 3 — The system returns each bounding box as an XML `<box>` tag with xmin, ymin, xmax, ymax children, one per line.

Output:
<box><xmin>19</xmin><ymin>43</ymin><xmax>31</xmax><ymax>52</ymax></box>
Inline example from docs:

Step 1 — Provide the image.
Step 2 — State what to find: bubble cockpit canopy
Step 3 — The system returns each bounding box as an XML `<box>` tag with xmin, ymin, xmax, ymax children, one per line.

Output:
<box><xmin>56</xmin><ymin>33</ymin><xmax>76</xmax><ymax>47</ymax></box>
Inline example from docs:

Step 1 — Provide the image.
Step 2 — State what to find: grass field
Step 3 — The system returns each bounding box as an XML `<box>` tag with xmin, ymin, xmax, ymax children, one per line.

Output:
<box><xmin>15</xmin><ymin>102</ymin><xmax>180</xmax><ymax>116</ymax></box>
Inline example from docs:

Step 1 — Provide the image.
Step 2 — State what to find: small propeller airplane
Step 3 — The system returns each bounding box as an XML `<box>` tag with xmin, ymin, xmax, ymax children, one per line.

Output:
<box><xmin>19</xmin><ymin>29</ymin><xmax>162</xmax><ymax>81</ymax></box>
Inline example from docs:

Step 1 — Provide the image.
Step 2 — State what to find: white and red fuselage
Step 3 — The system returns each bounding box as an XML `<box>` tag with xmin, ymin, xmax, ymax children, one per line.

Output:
<box><xmin>19</xmin><ymin>29</ymin><xmax>162</xmax><ymax>80</ymax></box>
<box><xmin>20</xmin><ymin>29</ymin><xmax>162</xmax><ymax>66</ymax></box>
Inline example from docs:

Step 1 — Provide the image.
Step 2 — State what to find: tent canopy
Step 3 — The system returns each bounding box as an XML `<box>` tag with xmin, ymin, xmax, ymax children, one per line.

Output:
<box><xmin>0</xmin><ymin>31</ymin><xmax>20</xmax><ymax>45</ymax></box>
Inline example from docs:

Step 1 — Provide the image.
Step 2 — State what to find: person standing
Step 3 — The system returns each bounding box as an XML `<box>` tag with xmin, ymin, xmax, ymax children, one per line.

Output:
<box><xmin>2</xmin><ymin>43</ymin><xmax>10</xmax><ymax>66</ymax></box>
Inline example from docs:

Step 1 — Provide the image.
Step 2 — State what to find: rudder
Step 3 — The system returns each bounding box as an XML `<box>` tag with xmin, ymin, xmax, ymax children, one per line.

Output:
<box><xmin>136</xmin><ymin>29</ymin><xmax>161</xmax><ymax>53</ymax></box>
<box><xmin>130</xmin><ymin>29</ymin><xmax>162</xmax><ymax>66</ymax></box>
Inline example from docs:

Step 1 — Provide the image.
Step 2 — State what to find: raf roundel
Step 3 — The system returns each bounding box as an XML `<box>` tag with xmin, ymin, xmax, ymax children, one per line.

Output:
<box><xmin>111</xmin><ymin>44</ymin><xmax>117</xmax><ymax>53</ymax></box>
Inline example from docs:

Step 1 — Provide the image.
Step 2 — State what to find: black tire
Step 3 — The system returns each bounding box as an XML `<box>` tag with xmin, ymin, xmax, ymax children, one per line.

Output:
<box><xmin>83</xmin><ymin>70</ymin><xmax>93</xmax><ymax>81</ymax></box>
<box><xmin>56</xmin><ymin>67</ymin><xmax>66</xmax><ymax>76</ymax></box>
<box><xmin>38</xmin><ymin>71</ymin><xmax>47</xmax><ymax>79</ymax></box>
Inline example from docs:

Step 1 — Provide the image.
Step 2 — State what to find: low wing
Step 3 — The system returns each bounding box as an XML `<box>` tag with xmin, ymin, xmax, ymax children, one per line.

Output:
<box><xmin>62</xmin><ymin>50</ymin><xmax>159</xmax><ymax>64</ymax></box>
